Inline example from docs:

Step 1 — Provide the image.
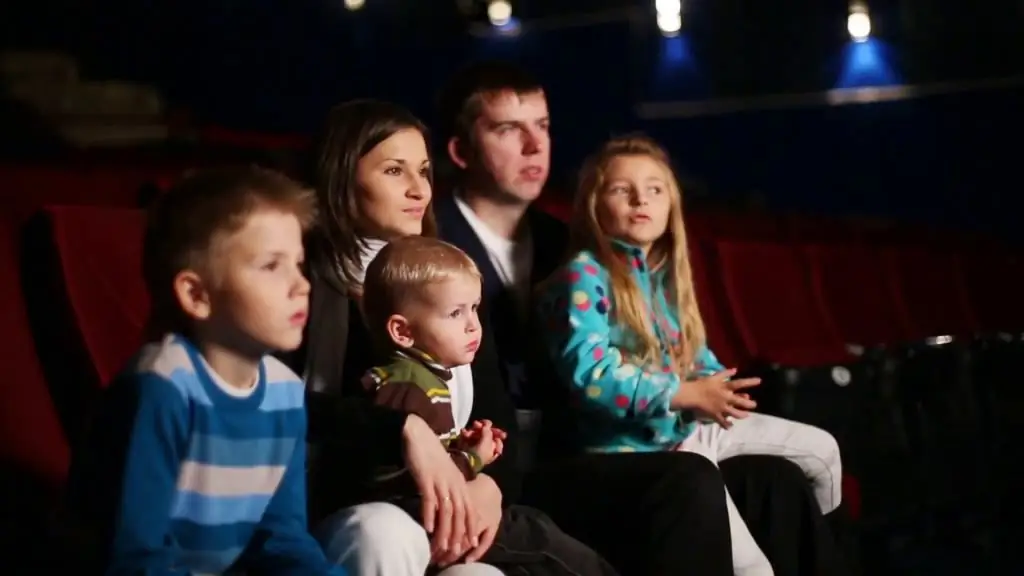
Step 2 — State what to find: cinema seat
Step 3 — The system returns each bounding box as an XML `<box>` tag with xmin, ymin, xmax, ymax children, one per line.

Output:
<box><xmin>48</xmin><ymin>206</ymin><xmax>149</xmax><ymax>383</ymax></box>
<box><xmin>0</xmin><ymin>215</ymin><xmax>71</xmax><ymax>569</ymax></box>
<box><xmin>0</xmin><ymin>165</ymin><xmax>174</xmax><ymax>223</ymax></box>
<box><xmin>20</xmin><ymin>206</ymin><xmax>148</xmax><ymax>442</ymax></box>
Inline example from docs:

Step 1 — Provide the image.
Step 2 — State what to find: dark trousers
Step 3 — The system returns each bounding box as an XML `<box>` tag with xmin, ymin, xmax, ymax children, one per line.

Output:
<box><xmin>480</xmin><ymin>505</ymin><xmax>620</xmax><ymax>576</ymax></box>
<box><xmin>399</xmin><ymin>497</ymin><xmax>618</xmax><ymax>576</ymax></box>
<box><xmin>522</xmin><ymin>451</ymin><xmax>734</xmax><ymax>576</ymax></box>
<box><xmin>722</xmin><ymin>455</ymin><xmax>855</xmax><ymax>576</ymax></box>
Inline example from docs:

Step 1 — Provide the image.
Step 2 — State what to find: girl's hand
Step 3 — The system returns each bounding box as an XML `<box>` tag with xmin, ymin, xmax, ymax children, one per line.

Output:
<box><xmin>673</xmin><ymin>368</ymin><xmax>760</xmax><ymax>427</ymax></box>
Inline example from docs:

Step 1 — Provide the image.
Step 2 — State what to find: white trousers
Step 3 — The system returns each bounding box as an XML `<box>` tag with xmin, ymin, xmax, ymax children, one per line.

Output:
<box><xmin>314</xmin><ymin>502</ymin><xmax>505</xmax><ymax>576</ymax></box>
<box><xmin>679</xmin><ymin>413</ymin><xmax>843</xmax><ymax>576</ymax></box>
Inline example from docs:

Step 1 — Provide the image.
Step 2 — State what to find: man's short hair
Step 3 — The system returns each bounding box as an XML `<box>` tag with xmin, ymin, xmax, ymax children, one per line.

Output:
<box><xmin>142</xmin><ymin>166</ymin><xmax>316</xmax><ymax>335</ymax></box>
<box><xmin>436</xmin><ymin>60</ymin><xmax>543</xmax><ymax>145</ymax></box>
<box><xmin>362</xmin><ymin>236</ymin><xmax>481</xmax><ymax>344</ymax></box>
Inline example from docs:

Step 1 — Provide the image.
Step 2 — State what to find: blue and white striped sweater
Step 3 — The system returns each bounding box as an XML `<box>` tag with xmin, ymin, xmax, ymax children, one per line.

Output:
<box><xmin>72</xmin><ymin>334</ymin><xmax>342</xmax><ymax>575</ymax></box>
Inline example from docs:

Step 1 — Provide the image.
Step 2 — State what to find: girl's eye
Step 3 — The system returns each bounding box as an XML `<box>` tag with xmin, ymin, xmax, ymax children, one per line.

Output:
<box><xmin>419</xmin><ymin>167</ymin><xmax>431</xmax><ymax>178</ymax></box>
<box><xmin>384</xmin><ymin>166</ymin><xmax>402</xmax><ymax>176</ymax></box>
<box><xmin>448</xmin><ymin>309</ymin><xmax>462</xmax><ymax>319</ymax></box>
<box><xmin>262</xmin><ymin>261</ymin><xmax>280</xmax><ymax>272</ymax></box>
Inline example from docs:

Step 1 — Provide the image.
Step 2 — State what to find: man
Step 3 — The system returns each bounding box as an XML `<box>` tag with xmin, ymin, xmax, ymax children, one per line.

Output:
<box><xmin>434</xmin><ymin>60</ymin><xmax>852</xmax><ymax>576</ymax></box>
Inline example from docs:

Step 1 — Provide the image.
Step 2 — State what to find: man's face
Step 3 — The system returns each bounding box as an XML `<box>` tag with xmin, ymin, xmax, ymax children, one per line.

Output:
<box><xmin>463</xmin><ymin>89</ymin><xmax>550</xmax><ymax>205</ymax></box>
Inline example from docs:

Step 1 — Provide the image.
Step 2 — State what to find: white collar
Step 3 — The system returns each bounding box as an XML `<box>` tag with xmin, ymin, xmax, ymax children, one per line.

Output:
<box><xmin>350</xmin><ymin>237</ymin><xmax>388</xmax><ymax>286</ymax></box>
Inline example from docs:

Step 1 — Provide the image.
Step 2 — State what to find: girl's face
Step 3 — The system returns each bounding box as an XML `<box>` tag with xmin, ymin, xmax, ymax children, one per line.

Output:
<box><xmin>595</xmin><ymin>154</ymin><xmax>673</xmax><ymax>254</ymax></box>
<box><xmin>355</xmin><ymin>128</ymin><xmax>432</xmax><ymax>240</ymax></box>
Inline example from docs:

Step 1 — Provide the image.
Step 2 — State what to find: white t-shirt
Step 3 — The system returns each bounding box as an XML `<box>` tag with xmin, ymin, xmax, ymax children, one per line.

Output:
<box><xmin>453</xmin><ymin>194</ymin><xmax>536</xmax><ymax>401</ymax></box>
<box><xmin>453</xmin><ymin>195</ymin><xmax>533</xmax><ymax>297</ymax></box>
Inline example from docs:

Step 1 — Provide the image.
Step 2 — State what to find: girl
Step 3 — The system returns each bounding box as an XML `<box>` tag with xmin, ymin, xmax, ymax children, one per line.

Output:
<box><xmin>537</xmin><ymin>135</ymin><xmax>843</xmax><ymax>576</ymax></box>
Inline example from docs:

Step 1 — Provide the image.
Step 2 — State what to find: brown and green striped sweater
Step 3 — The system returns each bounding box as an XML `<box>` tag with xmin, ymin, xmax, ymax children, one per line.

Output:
<box><xmin>362</xmin><ymin>349</ymin><xmax>485</xmax><ymax>498</ymax></box>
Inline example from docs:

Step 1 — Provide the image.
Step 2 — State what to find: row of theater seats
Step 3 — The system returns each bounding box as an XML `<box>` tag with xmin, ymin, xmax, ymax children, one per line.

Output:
<box><xmin>1</xmin><ymin>167</ymin><xmax>1019</xmax><ymax>572</ymax></box>
<box><xmin>681</xmin><ymin>211</ymin><xmax>1021</xmax><ymax>573</ymax></box>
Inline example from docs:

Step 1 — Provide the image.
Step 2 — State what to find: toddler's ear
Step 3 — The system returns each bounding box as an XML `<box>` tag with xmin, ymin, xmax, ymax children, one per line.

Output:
<box><xmin>385</xmin><ymin>314</ymin><xmax>415</xmax><ymax>349</ymax></box>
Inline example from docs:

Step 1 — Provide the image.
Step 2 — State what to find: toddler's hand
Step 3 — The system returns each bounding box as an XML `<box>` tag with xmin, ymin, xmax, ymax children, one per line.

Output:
<box><xmin>460</xmin><ymin>420</ymin><xmax>504</xmax><ymax>464</ymax></box>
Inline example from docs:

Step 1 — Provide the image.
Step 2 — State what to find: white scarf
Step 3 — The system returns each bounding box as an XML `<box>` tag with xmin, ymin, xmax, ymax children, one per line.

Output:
<box><xmin>353</xmin><ymin>237</ymin><xmax>388</xmax><ymax>285</ymax></box>
<box><xmin>353</xmin><ymin>237</ymin><xmax>474</xmax><ymax>428</ymax></box>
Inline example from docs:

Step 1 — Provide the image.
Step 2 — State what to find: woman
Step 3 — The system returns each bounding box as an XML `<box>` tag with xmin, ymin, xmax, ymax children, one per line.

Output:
<box><xmin>294</xmin><ymin>100</ymin><xmax>626</xmax><ymax>575</ymax></box>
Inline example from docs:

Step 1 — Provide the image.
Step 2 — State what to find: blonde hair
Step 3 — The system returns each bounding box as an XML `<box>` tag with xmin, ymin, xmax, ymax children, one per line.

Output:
<box><xmin>568</xmin><ymin>135</ymin><xmax>706</xmax><ymax>372</ymax></box>
<box><xmin>362</xmin><ymin>236</ymin><xmax>481</xmax><ymax>344</ymax></box>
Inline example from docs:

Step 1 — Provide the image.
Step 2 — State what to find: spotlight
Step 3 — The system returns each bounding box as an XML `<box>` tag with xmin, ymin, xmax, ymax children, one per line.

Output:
<box><xmin>656</xmin><ymin>11</ymin><xmax>681</xmax><ymax>36</ymax></box>
<box><xmin>655</xmin><ymin>0</ymin><xmax>681</xmax><ymax>14</ymax></box>
<box><xmin>344</xmin><ymin>0</ymin><xmax>364</xmax><ymax>11</ymax></box>
<box><xmin>487</xmin><ymin>0</ymin><xmax>512</xmax><ymax>27</ymax></box>
<box><xmin>847</xmin><ymin>2</ymin><xmax>871</xmax><ymax>42</ymax></box>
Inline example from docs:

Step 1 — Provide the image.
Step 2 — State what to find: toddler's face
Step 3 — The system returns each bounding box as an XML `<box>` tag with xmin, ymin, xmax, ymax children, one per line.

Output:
<box><xmin>405</xmin><ymin>274</ymin><xmax>483</xmax><ymax>367</ymax></box>
<box><xmin>202</xmin><ymin>209</ymin><xmax>311</xmax><ymax>354</ymax></box>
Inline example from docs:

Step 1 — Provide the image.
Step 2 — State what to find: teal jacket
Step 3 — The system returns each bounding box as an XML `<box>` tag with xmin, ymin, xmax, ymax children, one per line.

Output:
<box><xmin>537</xmin><ymin>240</ymin><xmax>725</xmax><ymax>452</ymax></box>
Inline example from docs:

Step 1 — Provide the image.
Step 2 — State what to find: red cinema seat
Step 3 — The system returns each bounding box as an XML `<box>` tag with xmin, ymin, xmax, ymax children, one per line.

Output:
<box><xmin>686</xmin><ymin>210</ymin><xmax>785</xmax><ymax>244</ymax></box>
<box><xmin>46</xmin><ymin>206</ymin><xmax>150</xmax><ymax>386</ymax></box>
<box><xmin>804</xmin><ymin>243</ymin><xmax>909</xmax><ymax>348</ymax></box>
<box><xmin>884</xmin><ymin>246</ymin><xmax>978</xmax><ymax>340</ymax></box>
<box><xmin>688</xmin><ymin>241</ymin><xmax>746</xmax><ymax>369</ymax></box>
<box><xmin>0</xmin><ymin>216</ymin><xmax>70</xmax><ymax>491</ymax></box>
<box><xmin>961</xmin><ymin>248</ymin><xmax>1024</xmax><ymax>334</ymax></box>
<box><xmin>0</xmin><ymin>165</ymin><xmax>178</xmax><ymax>226</ymax></box>
<box><xmin>715</xmin><ymin>240</ymin><xmax>850</xmax><ymax>367</ymax></box>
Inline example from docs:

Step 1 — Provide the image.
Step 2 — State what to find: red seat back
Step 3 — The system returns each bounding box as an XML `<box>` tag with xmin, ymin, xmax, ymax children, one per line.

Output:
<box><xmin>715</xmin><ymin>240</ymin><xmax>849</xmax><ymax>366</ymax></box>
<box><xmin>805</xmin><ymin>243</ymin><xmax>909</xmax><ymax>347</ymax></box>
<box><xmin>689</xmin><ymin>242</ymin><xmax>745</xmax><ymax>368</ymax></box>
<box><xmin>0</xmin><ymin>165</ymin><xmax>179</xmax><ymax>225</ymax></box>
<box><xmin>687</xmin><ymin>210</ymin><xmax>784</xmax><ymax>243</ymax></box>
<box><xmin>961</xmin><ymin>247</ymin><xmax>1024</xmax><ymax>333</ymax></box>
<box><xmin>45</xmin><ymin>206</ymin><xmax>149</xmax><ymax>385</ymax></box>
<box><xmin>0</xmin><ymin>215</ymin><xmax>69</xmax><ymax>488</ymax></box>
<box><xmin>885</xmin><ymin>246</ymin><xmax>977</xmax><ymax>339</ymax></box>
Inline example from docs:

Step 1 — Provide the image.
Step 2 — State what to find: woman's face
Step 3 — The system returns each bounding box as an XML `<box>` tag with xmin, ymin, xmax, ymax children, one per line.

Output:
<box><xmin>355</xmin><ymin>127</ymin><xmax>432</xmax><ymax>240</ymax></box>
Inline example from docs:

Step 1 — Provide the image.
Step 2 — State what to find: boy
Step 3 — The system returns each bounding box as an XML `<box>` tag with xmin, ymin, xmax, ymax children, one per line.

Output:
<box><xmin>66</xmin><ymin>167</ymin><xmax>344</xmax><ymax>575</ymax></box>
<box><xmin>360</xmin><ymin>236</ymin><xmax>618</xmax><ymax>575</ymax></box>
<box><xmin>360</xmin><ymin>236</ymin><xmax>506</xmax><ymax>503</ymax></box>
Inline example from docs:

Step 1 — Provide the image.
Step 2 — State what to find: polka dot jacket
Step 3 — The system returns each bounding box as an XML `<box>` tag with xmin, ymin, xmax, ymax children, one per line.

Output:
<box><xmin>537</xmin><ymin>241</ymin><xmax>725</xmax><ymax>452</ymax></box>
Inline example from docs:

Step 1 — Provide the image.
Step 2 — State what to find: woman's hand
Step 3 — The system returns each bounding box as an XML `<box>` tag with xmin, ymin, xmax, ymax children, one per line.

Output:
<box><xmin>671</xmin><ymin>368</ymin><xmax>760</xmax><ymax>427</ymax></box>
<box><xmin>402</xmin><ymin>415</ymin><xmax>478</xmax><ymax>556</ymax></box>
<box><xmin>434</xmin><ymin>473</ymin><xmax>503</xmax><ymax>566</ymax></box>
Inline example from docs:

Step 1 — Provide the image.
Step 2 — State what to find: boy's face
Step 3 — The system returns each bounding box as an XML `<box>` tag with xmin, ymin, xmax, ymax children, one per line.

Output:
<box><xmin>183</xmin><ymin>209</ymin><xmax>311</xmax><ymax>355</ymax></box>
<box><xmin>395</xmin><ymin>274</ymin><xmax>483</xmax><ymax>367</ymax></box>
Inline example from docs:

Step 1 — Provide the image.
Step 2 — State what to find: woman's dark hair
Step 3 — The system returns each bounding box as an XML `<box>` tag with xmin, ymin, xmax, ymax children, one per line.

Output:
<box><xmin>307</xmin><ymin>99</ymin><xmax>436</xmax><ymax>293</ymax></box>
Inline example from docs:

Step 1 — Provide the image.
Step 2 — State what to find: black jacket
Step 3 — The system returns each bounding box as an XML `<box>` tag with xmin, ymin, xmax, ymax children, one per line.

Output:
<box><xmin>433</xmin><ymin>193</ymin><xmax>568</xmax><ymax>409</ymax></box>
<box><xmin>292</xmin><ymin>270</ymin><xmax>523</xmax><ymax>518</ymax></box>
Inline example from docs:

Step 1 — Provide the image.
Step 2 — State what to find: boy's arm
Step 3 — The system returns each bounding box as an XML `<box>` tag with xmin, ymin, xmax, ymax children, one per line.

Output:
<box><xmin>86</xmin><ymin>374</ymin><xmax>192</xmax><ymax>575</ymax></box>
<box><xmin>367</xmin><ymin>374</ymin><xmax>483</xmax><ymax>481</ymax></box>
<box><xmin>538</xmin><ymin>255</ymin><xmax>683</xmax><ymax>420</ymax></box>
<box><xmin>244</xmin><ymin>408</ymin><xmax>345</xmax><ymax>575</ymax></box>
